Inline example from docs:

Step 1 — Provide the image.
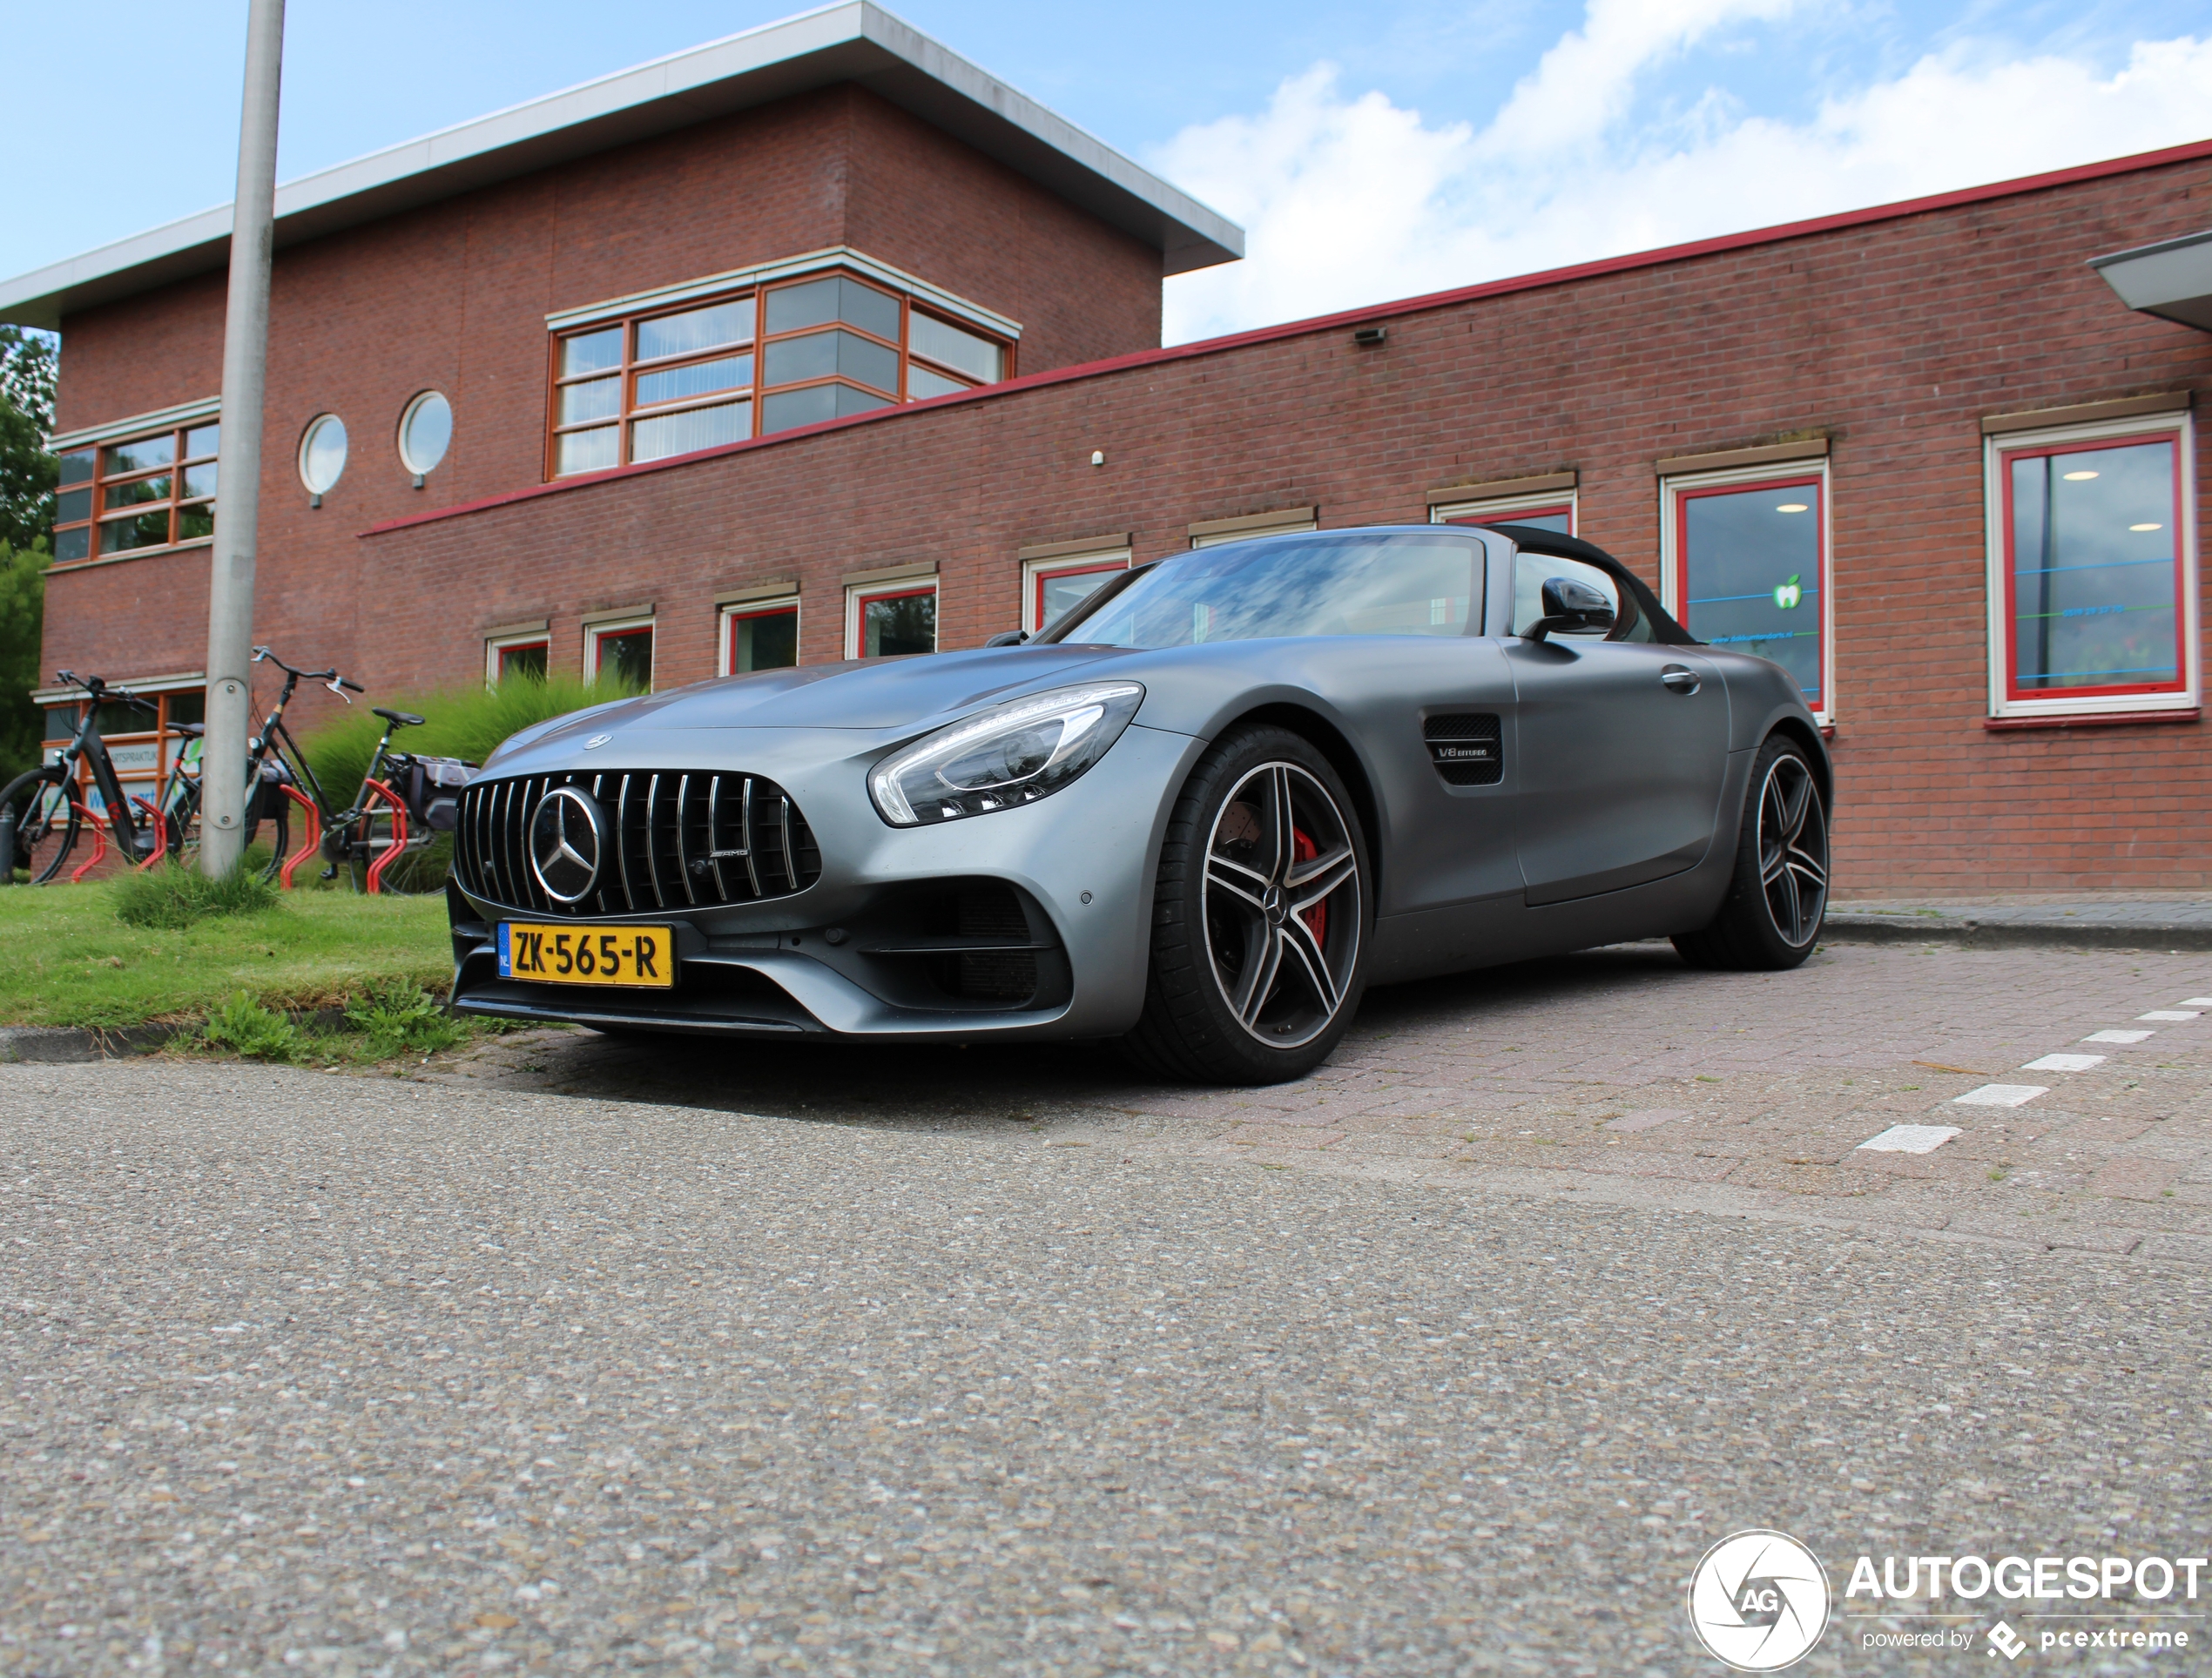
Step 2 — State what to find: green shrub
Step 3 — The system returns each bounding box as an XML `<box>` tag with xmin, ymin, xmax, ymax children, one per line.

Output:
<box><xmin>113</xmin><ymin>862</ymin><xmax>281</xmax><ymax>929</ymax></box>
<box><xmin>300</xmin><ymin>670</ymin><xmax>637</xmax><ymax>805</ymax></box>
<box><xmin>344</xmin><ymin>978</ymin><xmax>465</xmax><ymax>1058</ymax></box>
<box><xmin>202</xmin><ymin>990</ymin><xmax>304</xmax><ymax>1060</ymax></box>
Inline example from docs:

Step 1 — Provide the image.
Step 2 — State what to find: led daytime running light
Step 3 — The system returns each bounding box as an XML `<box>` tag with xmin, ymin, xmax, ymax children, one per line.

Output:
<box><xmin>870</xmin><ymin>681</ymin><xmax>1144</xmax><ymax>826</ymax></box>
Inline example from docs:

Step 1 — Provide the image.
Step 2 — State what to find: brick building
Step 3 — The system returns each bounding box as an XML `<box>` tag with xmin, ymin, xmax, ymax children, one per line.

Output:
<box><xmin>5</xmin><ymin>3</ymin><xmax>2210</xmax><ymax>895</ymax></box>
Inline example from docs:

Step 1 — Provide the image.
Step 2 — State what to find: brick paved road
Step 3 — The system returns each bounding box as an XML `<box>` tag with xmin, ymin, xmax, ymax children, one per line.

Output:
<box><xmin>432</xmin><ymin>941</ymin><xmax>2212</xmax><ymax>1267</ymax></box>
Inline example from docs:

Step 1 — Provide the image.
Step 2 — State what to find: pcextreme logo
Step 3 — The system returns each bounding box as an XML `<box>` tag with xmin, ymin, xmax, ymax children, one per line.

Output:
<box><xmin>1687</xmin><ymin>1530</ymin><xmax>1831</xmax><ymax>1671</ymax></box>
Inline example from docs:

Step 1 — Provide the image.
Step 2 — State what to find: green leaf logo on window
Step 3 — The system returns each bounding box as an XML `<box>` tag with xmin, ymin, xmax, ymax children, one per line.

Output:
<box><xmin>1773</xmin><ymin>574</ymin><xmax>1803</xmax><ymax>610</ymax></box>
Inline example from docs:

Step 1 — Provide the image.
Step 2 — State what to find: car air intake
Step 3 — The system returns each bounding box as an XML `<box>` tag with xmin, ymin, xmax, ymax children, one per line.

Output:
<box><xmin>1424</xmin><ymin>713</ymin><xmax>1503</xmax><ymax>785</ymax></box>
<box><xmin>455</xmin><ymin>770</ymin><xmax>820</xmax><ymax>915</ymax></box>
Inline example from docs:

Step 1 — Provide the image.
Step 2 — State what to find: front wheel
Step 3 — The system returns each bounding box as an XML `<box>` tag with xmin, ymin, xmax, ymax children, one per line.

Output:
<box><xmin>1673</xmin><ymin>734</ymin><xmax>1830</xmax><ymax>971</ymax></box>
<box><xmin>1120</xmin><ymin>725</ymin><xmax>1371</xmax><ymax>1085</ymax></box>
<box><xmin>1</xmin><ymin>769</ymin><xmax>80</xmax><ymax>885</ymax></box>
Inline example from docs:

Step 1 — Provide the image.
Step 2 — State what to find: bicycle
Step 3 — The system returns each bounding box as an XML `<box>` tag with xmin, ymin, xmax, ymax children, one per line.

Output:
<box><xmin>0</xmin><ymin>672</ymin><xmax>172</xmax><ymax>884</ymax></box>
<box><xmin>223</xmin><ymin>647</ymin><xmax>463</xmax><ymax>895</ymax></box>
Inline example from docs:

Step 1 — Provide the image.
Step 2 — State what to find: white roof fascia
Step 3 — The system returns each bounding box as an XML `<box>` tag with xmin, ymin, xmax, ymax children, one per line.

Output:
<box><xmin>2089</xmin><ymin>229</ymin><xmax>2212</xmax><ymax>333</ymax></box>
<box><xmin>546</xmin><ymin>245</ymin><xmax>1023</xmax><ymax>339</ymax></box>
<box><xmin>0</xmin><ymin>1</ymin><xmax>1242</xmax><ymax>330</ymax></box>
<box><xmin>49</xmin><ymin>394</ymin><xmax>223</xmax><ymax>454</ymax></box>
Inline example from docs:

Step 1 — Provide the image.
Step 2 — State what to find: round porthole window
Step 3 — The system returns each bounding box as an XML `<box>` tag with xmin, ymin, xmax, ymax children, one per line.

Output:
<box><xmin>299</xmin><ymin>414</ymin><xmax>348</xmax><ymax>494</ymax></box>
<box><xmin>398</xmin><ymin>390</ymin><xmax>452</xmax><ymax>477</ymax></box>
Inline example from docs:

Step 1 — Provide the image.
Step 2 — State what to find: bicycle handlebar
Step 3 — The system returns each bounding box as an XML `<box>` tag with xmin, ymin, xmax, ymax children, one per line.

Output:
<box><xmin>50</xmin><ymin>670</ymin><xmax>155</xmax><ymax>712</ymax></box>
<box><xmin>252</xmin><ymin>646</ymin><xmax>345</xmax><ymax>684</ymax></box>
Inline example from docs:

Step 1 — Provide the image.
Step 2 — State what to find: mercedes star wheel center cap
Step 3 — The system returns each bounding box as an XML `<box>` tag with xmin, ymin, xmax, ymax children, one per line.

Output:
<box><xmin>529</xmin><ymin>785</ymin><xmax>608</xmax><ymax>903</ymax></box>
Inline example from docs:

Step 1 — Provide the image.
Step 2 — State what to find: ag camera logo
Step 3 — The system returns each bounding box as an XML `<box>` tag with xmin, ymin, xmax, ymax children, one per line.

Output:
<box><xmin>1688</xmin><ymin>1529</ymin><xmax>1832</xmax><ymax>1671</ymax></box>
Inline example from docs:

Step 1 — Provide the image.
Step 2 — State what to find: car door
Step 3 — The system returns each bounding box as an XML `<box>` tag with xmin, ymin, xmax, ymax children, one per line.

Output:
<box><xmin>1504</xmin><ymin>551</ymin><xmax>1730</xmax><ymax>905</ymax></box>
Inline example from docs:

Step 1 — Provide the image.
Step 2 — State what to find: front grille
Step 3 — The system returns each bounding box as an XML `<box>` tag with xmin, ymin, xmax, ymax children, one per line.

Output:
<box><xmin>1424</xmin><ymin>713</ymin><xmax>1503</xmax><ymax>786</ymax></box>
<box><xmin>455</xmin><ymin>770</ymin><xmax>821</xmax><ymax>916</ymax></box>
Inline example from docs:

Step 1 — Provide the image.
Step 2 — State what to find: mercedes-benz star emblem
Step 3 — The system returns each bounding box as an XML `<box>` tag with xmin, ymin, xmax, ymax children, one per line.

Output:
<box><xmin>529</xmin><ymin>785</ymin><xmax>609</xmax><ymax>904</ymax></box>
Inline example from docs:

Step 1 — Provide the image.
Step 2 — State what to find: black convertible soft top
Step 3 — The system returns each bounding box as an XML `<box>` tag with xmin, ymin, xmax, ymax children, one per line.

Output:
<box><xmin>1487</xmin><ymin>522</ymin><xmax>1702</xmax><ymax>648</ymax></box>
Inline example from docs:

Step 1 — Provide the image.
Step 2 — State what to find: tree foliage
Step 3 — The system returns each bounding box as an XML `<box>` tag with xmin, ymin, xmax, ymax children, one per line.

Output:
<box><xmin>0</xmin><ymin>538</ymin><xmax>46</xmax><ymax>783</ymax></box>
<box><xmin>0</xmin><ymin>327</ymin><xmax>57</xmax><ymax>550</ymax></box>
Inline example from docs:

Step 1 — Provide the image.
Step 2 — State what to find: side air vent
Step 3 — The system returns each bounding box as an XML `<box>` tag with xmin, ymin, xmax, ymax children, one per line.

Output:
<box><xmin>1424</xmin><ymin>713</ymin><xmax>1503</xmax><ymax>785</ymax></box>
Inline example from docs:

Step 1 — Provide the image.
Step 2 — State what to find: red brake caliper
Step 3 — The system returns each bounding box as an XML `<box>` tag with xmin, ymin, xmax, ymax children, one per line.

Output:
<box><xmin>1291</xmin><ymin>827</ymin><xmax>1328</xmax><ymax>946</ymax></box>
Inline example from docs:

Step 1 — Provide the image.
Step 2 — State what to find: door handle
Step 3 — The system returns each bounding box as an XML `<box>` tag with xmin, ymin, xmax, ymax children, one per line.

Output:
<box><xmin>1660</xmin><ymin>664</ymin><xmax>1701</xmax><ymax>696</ymax></box>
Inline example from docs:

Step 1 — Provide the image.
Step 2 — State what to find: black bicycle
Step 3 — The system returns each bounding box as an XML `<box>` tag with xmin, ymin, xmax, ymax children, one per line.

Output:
<box><xmin>0</xmin><ymin>672</ymin><xmax>171</xmax><ymax>884</ymax></box>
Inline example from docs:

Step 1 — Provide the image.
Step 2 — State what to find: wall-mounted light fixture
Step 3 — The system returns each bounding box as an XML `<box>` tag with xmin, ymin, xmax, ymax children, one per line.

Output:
<box><xmin>1353</xmin><ymin>326</ymin><xmax>1388</xmax><ymax>347</ymax></box>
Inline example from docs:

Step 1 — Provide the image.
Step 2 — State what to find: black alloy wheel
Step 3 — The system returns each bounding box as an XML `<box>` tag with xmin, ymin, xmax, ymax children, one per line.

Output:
<box><xmin>1122</xmin><ymin>724</ymin><xmax>1370</xmax><ymax>1084</ymax></box>
<box><xmin>1673</xmin><ymin>734</ymin><xmax>1829</xmax><ymax>972</ymax></box>
<box><xmin>0</xmin><ymin>768</ymin><xmax>81</xmax><ymax>885</ymax></box>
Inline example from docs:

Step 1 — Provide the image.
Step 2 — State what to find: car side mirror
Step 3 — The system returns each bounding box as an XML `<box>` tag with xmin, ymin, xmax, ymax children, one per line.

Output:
<box><xmin>984</xmin><ymin>630</ymin><xmax>1028</xmax><ymax>648</ymax></box>
<box><xmin>1525</xmin><ymin>576</ymin><xmax>1616</xmax><ymax>644</ymax></box>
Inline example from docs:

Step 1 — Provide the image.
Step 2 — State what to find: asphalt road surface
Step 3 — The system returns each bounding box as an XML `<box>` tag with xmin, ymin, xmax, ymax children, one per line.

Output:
<box><xmin>6</xmin><ymin>1007</ymin><xmax>2209</xmax><ymax>1675</ymax></box>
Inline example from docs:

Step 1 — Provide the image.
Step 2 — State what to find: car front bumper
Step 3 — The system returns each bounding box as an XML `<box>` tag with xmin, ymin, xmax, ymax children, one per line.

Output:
<box><xmin>446</xmin><ymin>721</ymin><xmax>1201</xmax><ymax>1043</ymax></box>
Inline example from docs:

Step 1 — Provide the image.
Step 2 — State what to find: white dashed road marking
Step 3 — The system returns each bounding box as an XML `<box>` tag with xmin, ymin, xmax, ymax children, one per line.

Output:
<box><xmin>2085</xmin><ymin>1030</ymin><xmax>2155</xmax><ymax>1044</ymax></box>
<box><xmin>2179</xmin><ymin>997</ymin><xmax>2212</xmax><ymax>1007</ymax></box>
<box><xmin>2022</xmin><ymin>1054</ymin><xmax>2106</xmax><ymax>1072</ymax></box>
<box><xmin>1953</xmin><ymin>1084</ymin><xmax>2048</xmax><ymax>1108</ymax></box>
<box><xmin>2137</xmin><ymin>1011</ymin><xmax>2202</xmax><ymax>1021</ymax></box>
<box><xmin>1858</xmin><ymin>1124</ymin><xmax>1963</xmax><ymax>1154</ymax></box>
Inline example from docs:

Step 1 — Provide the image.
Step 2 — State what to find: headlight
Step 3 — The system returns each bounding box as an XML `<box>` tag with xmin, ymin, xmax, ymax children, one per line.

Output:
<box><xmin>869</xmin><ymin>681</ymin><xmax>1144</xmax><ymax>826</ymax></box>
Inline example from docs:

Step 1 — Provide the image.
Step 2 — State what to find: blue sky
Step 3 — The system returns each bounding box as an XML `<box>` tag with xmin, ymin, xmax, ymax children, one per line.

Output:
<box><xmin>8</xmin><ymin>0</ymin><xmax>2210</xmax><ymax>342</ymax></box>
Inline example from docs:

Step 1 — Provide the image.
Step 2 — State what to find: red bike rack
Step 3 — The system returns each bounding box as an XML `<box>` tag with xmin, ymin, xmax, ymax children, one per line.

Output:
<box><xmin>66</xmin><ymin>801</ymin><xmax>109</xmax><ymax>883</ymax></box>
<box><xmin>128</xmin><ymin>795</ymin><xmax>166</xmax><ymax>873</ymax></box>
<box><xmin>278</xmin><ymin>785</ymin><xmax>322</xmax><ymax>891</ymax></box>
<box><xmin>360</xmin><ymin>778</ymin><xmax>409</xmax><ymax>895</ymax></box>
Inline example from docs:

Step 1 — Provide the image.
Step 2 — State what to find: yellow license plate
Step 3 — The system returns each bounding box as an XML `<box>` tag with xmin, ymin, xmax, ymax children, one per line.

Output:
<box><xmin>498</xmin><ymin>922</ymin><xmax>675</xmax><ymax>987</ymax></box>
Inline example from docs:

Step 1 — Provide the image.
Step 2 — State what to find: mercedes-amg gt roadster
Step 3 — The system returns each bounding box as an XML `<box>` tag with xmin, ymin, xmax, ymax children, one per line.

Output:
<box><xmin>447</xmin><ymin>524</ymin><xmax>1831</xmax><ymax>1083</ymax></box>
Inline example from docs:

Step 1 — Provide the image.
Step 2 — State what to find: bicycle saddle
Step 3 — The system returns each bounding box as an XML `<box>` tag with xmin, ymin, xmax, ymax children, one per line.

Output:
<box><xmin>374</xmin><ymin>707</ymin><xmax>427</xmax><ymax>727</ymax></box>
<box><xmin>172</xmin><ymin>722</ymin><xmax>205</xmax><ymax>738</ymax></box>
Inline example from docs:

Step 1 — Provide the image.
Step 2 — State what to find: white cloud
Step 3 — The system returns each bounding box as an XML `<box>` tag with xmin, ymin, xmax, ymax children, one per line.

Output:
<box><xmin>1157</xmin><ymin>17</ymin><xmax>2212</xmax><ymax>344</ymax></box>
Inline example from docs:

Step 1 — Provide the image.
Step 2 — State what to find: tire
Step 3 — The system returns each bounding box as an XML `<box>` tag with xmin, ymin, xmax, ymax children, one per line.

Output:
<box><xmin>1119</xmin><ymin>724</ymin><xmax>1371</xmax><ymax>1085</ymax></box>
<box><xmin>164</xmin><ymin>781</ymin><xmax>202</xmax><ymax>867</ymax></box>
<box><xmin>1</xmin><ymin>769</ymin><xmax>80</xmax><ymax>885</ymax></box>
<box><xmin>1672</xmin><ymin>733</ymin><xmax>1830</xmax><ymax>971</ymax></box>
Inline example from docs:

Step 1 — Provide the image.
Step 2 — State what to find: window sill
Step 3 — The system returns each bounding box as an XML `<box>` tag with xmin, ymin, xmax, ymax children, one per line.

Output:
<box><xmin>45</xmin><ymin>536</ymin><xmax>214</xmax><ymax>575</ymax></box>
<box><xmin>1984</xmin><ymin>707</ymin><xmax>2201</xmax><ymax>732</ymax></box>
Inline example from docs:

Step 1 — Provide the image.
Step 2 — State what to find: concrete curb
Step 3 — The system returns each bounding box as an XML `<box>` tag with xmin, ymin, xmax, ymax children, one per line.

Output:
<box><xmin>0</xmin><ymin>1023</ymin><xmax>185</xmax><ymax>1064</ymax></box>
<box><xmin>1824</xmin><ymin>913</ymin><xmax>2212</xmax><ymax>953</ymax></box>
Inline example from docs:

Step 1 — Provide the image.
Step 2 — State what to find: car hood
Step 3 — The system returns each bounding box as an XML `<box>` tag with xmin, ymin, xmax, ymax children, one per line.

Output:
<box><xmin>489</xmin><ymin>645</ymin><xmax>1136</xmax><ymax>764</ymax></box>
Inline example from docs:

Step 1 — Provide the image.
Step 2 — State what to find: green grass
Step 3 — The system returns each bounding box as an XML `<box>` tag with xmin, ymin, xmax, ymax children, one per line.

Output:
<box><xmin>112</xmin><ymin>860</ymin><xmax>282</xmax><ymax>928</ymax></box>
<box><xmin>0</xmin><ymin>878</ymin><xmax>452</xmax><ymax>1029</ymax></box>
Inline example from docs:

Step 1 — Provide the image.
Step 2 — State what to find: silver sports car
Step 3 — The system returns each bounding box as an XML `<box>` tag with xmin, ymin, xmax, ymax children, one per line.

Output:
<box><xmin>446</xmin><ymin>524</ymin><xmax>1831</xmax><ymax>1083</ymax></box>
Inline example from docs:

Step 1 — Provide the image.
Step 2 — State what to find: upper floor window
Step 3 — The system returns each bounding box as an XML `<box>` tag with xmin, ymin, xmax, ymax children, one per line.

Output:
<box><xmin>53</xmin><ymin>422</ymin><xmax>219</xmax><ymax>563</ymax></box>
<box><xmin>1986</xmin><ymin>414</ymin><xmax>2196</xmax><ymax>717</ymax></box>
<box><xmin>550</xmin><ymin>266</ymin><xmax>1012</xmax><ymax>479</ymax></box>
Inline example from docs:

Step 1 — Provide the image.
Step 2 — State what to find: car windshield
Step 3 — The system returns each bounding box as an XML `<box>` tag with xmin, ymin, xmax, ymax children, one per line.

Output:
<box><xmin>1049</xmin><ymin>532</ymin><xmax>1484</xmax><ymax>649</ymax></box>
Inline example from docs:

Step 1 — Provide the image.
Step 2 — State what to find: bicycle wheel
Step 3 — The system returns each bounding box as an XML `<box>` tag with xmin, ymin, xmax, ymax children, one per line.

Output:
<box><xmin>1</xmin><ymin>770</ymin><xmax>80</xmax><ymax>885</ymax></box>
<box><xmin>372</xmin><ymin>832</ymin><xmax>454</xmax><ymax>895</ymax></box>
<box><xmin>164</xmin><ymin>781</ymin><xmax>202</xmax><ymax>867</ymax></box>
<box><xmin>240</xmin><ymin>776</ymin><xmax>289</xmax><ymax>882</ymax></box>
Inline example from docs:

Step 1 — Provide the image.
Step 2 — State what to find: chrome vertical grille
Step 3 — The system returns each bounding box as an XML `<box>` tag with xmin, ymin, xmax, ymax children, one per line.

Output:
<box><xmin>455</xmin><ymin>770</ymin><xmax>820</xmax><ymax>914</ymax></box>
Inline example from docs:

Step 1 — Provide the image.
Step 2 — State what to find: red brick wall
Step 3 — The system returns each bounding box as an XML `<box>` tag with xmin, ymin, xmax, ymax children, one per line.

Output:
<box><xmin>44</xmin><ymin>139</ymin><xmax>2212</xmax><ymax>895</ymax></box>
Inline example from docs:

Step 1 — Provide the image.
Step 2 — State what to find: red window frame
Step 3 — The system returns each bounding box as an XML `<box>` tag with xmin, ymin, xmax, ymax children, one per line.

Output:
<box><xmin>848</xmin><ymin>583</ymin><xmax>937</xmax><ymax>658</ymax></box>
<box><xmin>722</xmin><ymin>599</ymin><xmax>800</xmax><ymax>674</ymax></box>
<box><xmin>1439</xmin><ymin>499</ymin><xmax>1575</xmax><ymax>533</ymax></box>
<box><xmin>491</xmin><ymin>637</ymin><xmax>549</xmax><ymax>683</ymax></box>
<box><xmin>1670</xmin><ymin>471</ymin><xmax>1827</xmax><ymax>718</ymax></box>
<box><xmin>1027</xmin><ymin>557</ymin><xmax>1127</xmax><ymax>635</ymax></box>
<box><xmin>1996</xmin><ymin>428</ymin><xmax>2188</xmax><ymax>705</ymax></box>
<box><xmin>586</xmin><ymin>623</ymin><xmax>655</xmax><ymax>689</ymax></box>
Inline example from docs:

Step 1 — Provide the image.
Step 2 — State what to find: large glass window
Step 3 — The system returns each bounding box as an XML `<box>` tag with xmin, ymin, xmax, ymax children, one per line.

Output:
<box><xmin>584</xmin><ymin>620</ymin><xmax>655</xmax><ymax>691</ymax></box>
<box><xmin>1666</xmin><ymin>471</ymin><xmax>1827</xmax><ymax>717</ymax></box>
<box><xmin>52</xmin><ymin>421</ymin><xmax>219</xmax><ymax>563</ymax></box>
<box><xmin>1998</xmin><ymin>429</ymin><xmax>2188</xmax><ymax>704</ymax></box>
<box><xmin>849</xmin><ymin>583</ymin><xmax>937</xmax><ymax>658</ymax></box>
<box><xmin>549</xmin><ymin>269</ymin><xmax>1013</xmax><ymax>477</ymax></box>
<box><xmin>724</xmin><ymin>599</ymin><xmax>799</xmax><ymax>675</ymax></box>
<box><xmin>1049</xmin><ymin>533</ymin><xmax>1484</xmax><ymax>649</ymax></box>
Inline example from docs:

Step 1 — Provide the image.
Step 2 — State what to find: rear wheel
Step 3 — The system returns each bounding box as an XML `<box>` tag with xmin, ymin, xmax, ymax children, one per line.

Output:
<box><xmin>1120</xmin><ymin>724</ymin><xmax>1370</xmax><ymax>1085</ymax></box>
<box><xmin>1673</xmin><ymin>734</ymin><xmax>1829</xmax><ymax>971</ymax></box>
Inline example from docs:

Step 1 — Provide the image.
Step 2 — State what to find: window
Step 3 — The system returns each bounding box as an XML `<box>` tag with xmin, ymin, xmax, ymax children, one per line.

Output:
<box><xmin>847</xmin><ymin>581</ymin><xmax>937</xmax><ymax>658</ymax></box>
<box><xmin>1662</xmin><ymin>465</ymin><xmax>1831</xmax><ymax>721</ymax></box>
<box><xmin>487</xmin><ymin>633</ymin><xmax>549</xmax><ymax>684</ymax></box>
<box><xmin>583</xmin><ymin>617</ymin><xmax>655</xmax><ymax>691</ymax></box>
<box><xmin>53</xmin><ymin>422</ymin><xmax>219</xmax><ymax>563</ymax></box>
<box><xmin>1022</xmin><ymin>546</ymin><xmax>1130</xmax><ymax>635</ymax></box>
<box><xmin>549</xmin><ymin>266</ymin><xmax>1013</xmax><ymax>478</ymax></box>
<box><xmin>1986</xmin><ymin>414</ymin><xmax>2196</xmax><ymax>718</ymax></box>
<box><xmin>722</xmin><ymin>597</ymin><xmax>800</xmax><ymax>675</ymax></box>
<box><xmin>398</xmin><ymin>391</ymin><xmax>453</xmax><ymax>477</ymax></box>
<box><xmin>299</xmin><ymin>414</ymin><xmax>347</xmax><ymax>495</ymax></box>
<box><xmin>1431</xmin><ymin>491</ymin><xmax>1576</xmax><ymax>535</ymax></box>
